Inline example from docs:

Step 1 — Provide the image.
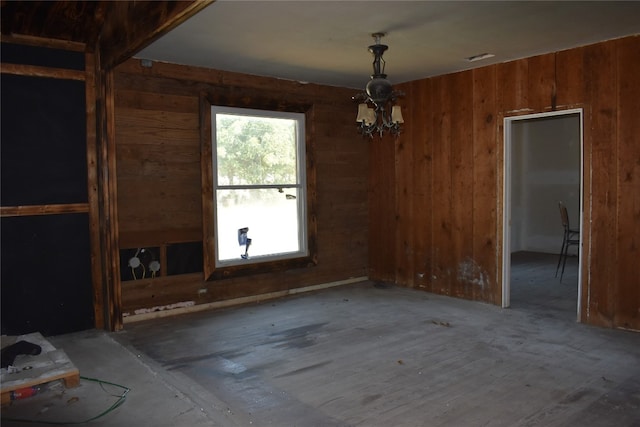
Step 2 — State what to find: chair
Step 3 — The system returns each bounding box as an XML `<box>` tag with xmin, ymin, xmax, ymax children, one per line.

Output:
<box><xmin>555</xmin><ymin>201</ymin><xmax>580</xmax><ymax>282</ymax></box>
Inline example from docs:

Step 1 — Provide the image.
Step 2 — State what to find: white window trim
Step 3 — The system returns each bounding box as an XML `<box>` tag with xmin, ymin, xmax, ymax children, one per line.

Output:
<box><xmin>211</xmin><ymin>105</ymin><xmax>308</xmax><ymax>268</ymax></box>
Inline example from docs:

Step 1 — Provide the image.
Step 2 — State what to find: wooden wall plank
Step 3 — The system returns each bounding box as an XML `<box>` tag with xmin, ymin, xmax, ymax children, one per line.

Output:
<box><xmin>116</xmin><ymin>144</ymin><xmax>200</xmax><ymax>177</ymax></box>
<box><xmin>408</xmin><ymin>78</ymin><xmax>433</xmax><ymax>291</ymax></box>
<box><xmin>395</xmin><ymin>83</ymin><xmax>415</xmax><ymax>286</ymax></box>
<box><xmin>497</xmin><ymin>59</ymin><xmax>529</xmax><ymax>114</ymax></box>
<box><xmin>527</xmin><ymin>53</ymin><xmax>556</xmax><ymax>111</ymax></box>
<box><xmin>115</xmin><ymin>88</ymin><xmax>198</xmax><ymax>112</ymax></box>
<box><xmin>0</xmin><ymin>203</ymin><xmax>89</xmax><ymax>217</ymax></box>
<box><xmin>85</xmin><ymin>51</ymin><xmax>104</xmax><ymax>330</ymax></box>
<box><xmin>472</xmin><ymin>65</ymin><xmax>498</xmax><ymax>303</ymax></box>
<box><xmin>107</xmin><ymin>66</ymin><xmax>123</xmax><ymax>330</ymax></box>
<box><xmin>0</xmin><ymin>63</ymin><xmax>85</xmax><ymax>80</ymax></box>
<box><xmin>430</xmin><ymin>75</ymin><xmax>453</xmax><ymax>295</ymax></box>
<box><xmin>0</xmin><ymin>34</ymin><xmax>85</xmax><ymax>52</ymax></box>
<box><xmin>368</xmin><ymin>124</ymin><xmax>396</xmax><ymax>282</ymax></box>
<box><xmin>582</xmin><ymin>42</ymin><xmax>618</xmax><ymax>327</ymax></box>
<box><xmin>615</xmin><ymin>36</ymin><xmax>640</xmax><ymax>329</ymax></box>
<box><xmin>115</xmin><ymin>108</ymin><xmax>198</xmax><ymax>130</ymax></box>
<box><xmin>199</xmin><ymin>93</ymin><xmax>216</xmax><ymax>280</ymax></box>
<box><xmin>119</xmin><ymin>228</ymin><xmax>202</xmax><ymax>249</ymax></box>
<box><xmin>555</xmin><ymin>46</ymin><xmax>587</xmax><ymax>107</ymax></box>
<box><xmin>449</xmin><ymin>71</ymin><xmax>474</xmax><ymax>299</ymax></box>
<box><xmin>98</xmin><ymin>62</ymin><xmax>123</xmax><ymax>331</ymax></box>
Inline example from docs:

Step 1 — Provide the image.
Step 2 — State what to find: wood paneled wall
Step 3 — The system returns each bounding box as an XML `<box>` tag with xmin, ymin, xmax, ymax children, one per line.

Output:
<box><xmin>113</xmin><ymin>60</ymin><xmax>369</xmax><ymax>318</ymax></box>
<box><xmin>375</xmin><ymin>35</ymin><xmax>640</xmax><ymax>330</ymax></box>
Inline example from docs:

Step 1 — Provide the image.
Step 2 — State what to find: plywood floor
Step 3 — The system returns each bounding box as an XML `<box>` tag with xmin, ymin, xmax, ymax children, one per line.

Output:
<box><xmin>120</xmin><ymin>252</ymin><xmax>640</xmax><ymax>426</ymax></box>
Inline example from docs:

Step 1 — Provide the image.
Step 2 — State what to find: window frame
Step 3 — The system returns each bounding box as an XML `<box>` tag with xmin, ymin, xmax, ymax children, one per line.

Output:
<box><xmin>200</xmin><ymin>93</ymin><xmax>317</xmax><ymax>281</ymax></box>
<box><xmin>211</xmin><ymin>105</ymin><xmax>307</xmax><ymax>267</ymax></box>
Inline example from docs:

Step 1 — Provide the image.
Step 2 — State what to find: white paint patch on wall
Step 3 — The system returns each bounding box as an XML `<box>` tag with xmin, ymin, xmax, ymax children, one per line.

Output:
<box><xmin>457</xmin><ymin>257</ymin><xmax>488</xmax><ymax>288</ymax></box>
<box><xmin>125</xmin><ymin>301</ymin><xmax>196</xmax><ymax>317</ymax></box>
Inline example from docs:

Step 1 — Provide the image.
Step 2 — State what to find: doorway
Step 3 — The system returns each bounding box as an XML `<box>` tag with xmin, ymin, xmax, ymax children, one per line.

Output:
<box><xmin>502</xmin><ymin>109</ymin><xmax>583</xmax><ymax>321</ymax></box>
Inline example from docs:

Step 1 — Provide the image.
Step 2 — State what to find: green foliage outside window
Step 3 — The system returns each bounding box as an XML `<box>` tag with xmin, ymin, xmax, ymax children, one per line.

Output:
<box><xmin>216</xmin><ymin>114</ymin><xmax>298</xmax><ymax>188</ymax></box>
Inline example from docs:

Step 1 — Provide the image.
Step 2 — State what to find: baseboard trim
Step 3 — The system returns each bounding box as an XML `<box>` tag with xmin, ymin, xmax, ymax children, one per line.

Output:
<box><xmin>123</xmin><ymin>276</ymin><xmax>368</xmax><ymax>324</ymax></box>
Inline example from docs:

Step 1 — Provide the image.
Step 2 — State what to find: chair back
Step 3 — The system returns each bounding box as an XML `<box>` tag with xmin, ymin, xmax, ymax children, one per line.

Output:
<box><xmin>558</xmin><ymin>201</ymin><xmax>570</xmax><ymax>229</ymax></box>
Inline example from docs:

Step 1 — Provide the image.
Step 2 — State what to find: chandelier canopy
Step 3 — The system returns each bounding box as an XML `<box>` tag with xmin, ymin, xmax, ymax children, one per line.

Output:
<box><xmin>353</xmin><ymin>33</ymin><xmax>404</xmax><ymax>138</ymax></box>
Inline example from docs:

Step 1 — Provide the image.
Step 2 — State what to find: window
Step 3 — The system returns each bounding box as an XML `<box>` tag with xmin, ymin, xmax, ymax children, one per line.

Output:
<box><xmin>211</xmin><ymin>106</ymin><xmax>308</xmax><ymax>268</ymax></box>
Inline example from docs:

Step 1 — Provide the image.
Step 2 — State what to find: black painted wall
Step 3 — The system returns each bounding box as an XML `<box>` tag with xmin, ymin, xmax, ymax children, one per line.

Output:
<box><xmin>0</xmin><ymin>43</ymin><xmax>94</xmax><ymax>336</ymax></box>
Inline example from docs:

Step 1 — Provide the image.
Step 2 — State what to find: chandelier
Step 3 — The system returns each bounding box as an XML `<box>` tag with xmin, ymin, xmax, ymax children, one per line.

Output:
<box><xmin>353</xmin><ymin>33</ymin><xmax>404</xmax><ymax>138</ymax></box>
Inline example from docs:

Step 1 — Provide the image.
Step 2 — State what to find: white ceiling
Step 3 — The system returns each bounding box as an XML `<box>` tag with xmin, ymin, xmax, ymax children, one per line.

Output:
<box><xmin>136</xmin><ymin>1</ymin><xmax>640</xmax><ymax>89</ymax></box>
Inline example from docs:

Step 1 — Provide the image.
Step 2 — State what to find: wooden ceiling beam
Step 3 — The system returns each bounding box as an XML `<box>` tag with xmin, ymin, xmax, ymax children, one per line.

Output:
<box><xmin>98</xmin><ymin>0</ymin><xmax>214</xmax><ymax>70</ymax></box>
<box><xmin>1</xmin><ymin>1</ymin><xmax>108</xmax><ymax>48</ymax></box>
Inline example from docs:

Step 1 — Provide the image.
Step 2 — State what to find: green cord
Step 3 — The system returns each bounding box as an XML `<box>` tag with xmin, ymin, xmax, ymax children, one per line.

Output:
<box><xmin>1</xmin><ymin>375</ymin><xmax>131</xmax><ymax>425</ymax></box>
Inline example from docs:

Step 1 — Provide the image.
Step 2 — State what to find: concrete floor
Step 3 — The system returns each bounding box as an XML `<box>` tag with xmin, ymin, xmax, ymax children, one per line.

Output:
<box><xmin>2</xmin><ymin>254</ymin><xmax>639</xmax><ymax>426</ymax></box>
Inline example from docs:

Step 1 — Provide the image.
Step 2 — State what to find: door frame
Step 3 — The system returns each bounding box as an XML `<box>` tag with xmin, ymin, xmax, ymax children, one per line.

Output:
<box><xmin>501</xmin><ymin>108</ymin><xmax>584</xmax><ymax>321</ymax></box>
